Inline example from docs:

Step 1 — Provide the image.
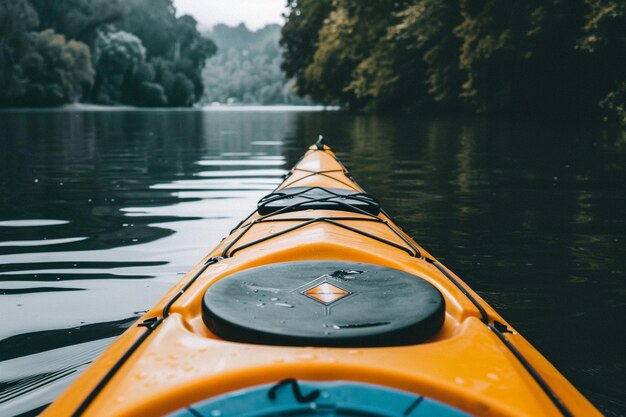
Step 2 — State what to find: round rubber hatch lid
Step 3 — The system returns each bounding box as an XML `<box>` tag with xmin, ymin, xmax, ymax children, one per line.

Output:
<box><xmin>202</xmin><ymin>261</ymin><xmax>445</xmax><ymax>347</ymax></box>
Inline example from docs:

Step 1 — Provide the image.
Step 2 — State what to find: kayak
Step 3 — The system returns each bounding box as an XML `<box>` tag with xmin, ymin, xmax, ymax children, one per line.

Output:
<box><xmin>42</xmin><ymin>138</ymin><xmax>602</xmax><ymax>417</ymax></box>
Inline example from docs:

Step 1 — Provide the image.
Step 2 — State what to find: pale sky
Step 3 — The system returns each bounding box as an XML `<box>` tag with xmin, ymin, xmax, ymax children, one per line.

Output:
<box><xmin>173</xmin><ymin>0</ymin><xmax>287</xmax><ymax>31</ymax></box>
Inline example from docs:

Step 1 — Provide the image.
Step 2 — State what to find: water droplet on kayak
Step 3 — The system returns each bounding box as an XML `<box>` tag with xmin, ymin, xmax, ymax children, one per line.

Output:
<box><xmin>135</xmin><ymin>372</ymin><xmax>148</xmax><ymax>380</ymax></box>
<box><xmin>487</xmin><ymin>373</ymin><xmax>499</xmax><ymax>381</ymax></box>
<box><xmin>348</xmin><ymin>349</ymin><xmax>362</xmax><ymax>356</ymax></box>
<box><xmin>455</xmin><ymin>377</ymin><xmax>465</xmax><ymax>384</ymax></box>
<box><xmin>295</xmin><ymin>351</ymin><xmax>317</xmax><ymax>361</ymax></box>
<box><xmin>275</xmin><ymin>302</ymin><xmax>294</xmax><ymax>308</ymax></box>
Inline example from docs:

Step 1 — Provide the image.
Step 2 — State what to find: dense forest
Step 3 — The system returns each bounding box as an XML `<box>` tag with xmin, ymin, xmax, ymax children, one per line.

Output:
<box><xmin>0</xmin><ymin>0</ymin><xmax>215</xmax><ymax>107</ymax></box>
<box><xmin>281</xmin><ymin>0</ymin><xmax>625</xmax><ymax>121</ymax></box>
<box><xmin>2</xmin><ymin>0</ymin><xmax>623</xmax><ymax>119</ymax></box>
<box><xmin>201</xmin><ymin>23</ymin><xmax>310</xmax><ymax>105</ymax></box>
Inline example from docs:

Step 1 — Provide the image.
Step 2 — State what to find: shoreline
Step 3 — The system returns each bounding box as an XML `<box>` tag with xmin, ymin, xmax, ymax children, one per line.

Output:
<box><xmin>0</xmin><ymin>103</ymin><xmax>339</xmax><ymax>112</ymax></box>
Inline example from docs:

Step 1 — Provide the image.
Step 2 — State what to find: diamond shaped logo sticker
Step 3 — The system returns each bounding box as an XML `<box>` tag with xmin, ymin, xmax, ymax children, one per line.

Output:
<box><xmin>302</xmin><ymin>281</ymin><xmax>351</xmax><ymax>305</ymax></box>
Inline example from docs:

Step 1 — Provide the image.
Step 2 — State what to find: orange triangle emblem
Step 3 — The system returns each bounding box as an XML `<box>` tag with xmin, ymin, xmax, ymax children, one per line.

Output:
<box><xmin>303</xmin><ymin>281</ymin><xmax>350</xmax><ymax>305</ymax></box>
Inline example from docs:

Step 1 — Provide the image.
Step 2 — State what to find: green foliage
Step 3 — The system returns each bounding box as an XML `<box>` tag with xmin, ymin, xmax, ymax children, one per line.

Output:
<box><xmin>117</xmin><ymin>1</ymin><xmax>216</xmax><ymax>67</ymax></box>
<box><xmin>280</xmin><ymin>0</ymin><xmax>333</xmax><ymax>82</ymax></box>
<box><xmin>28</xmin><ymin>0</ymin><xmax>122</xmax><ymax>43</ymax></box>
<box><xmin>578</xmin><ymin>0</ymin><xmax>626</xmax><ymax>122</ymax></box>
<box><xmin>0</xmin><ymin>0</ymin><xmax>39</xmax><ymax>104</ymax></box>
<box><xmin>0</xmin><ymin>4</ymin><xmax>94</xmax><ymax>108</ymax></box>
<box><xmin>1</xmin><ymin>0</ymin><xmax>216</xmax><ymax>107</ymax></box>
<box><xmin>94</xmin><ymin>0</ymin><xmax>216</xmax><ymax>107</ymax></box>
<box><xmin>201</xmin><ymin>24</ymin><xmax>311</xmax><ymax>105</ymax></box>
<box><xmin>281</xmin><ymin>0</ymin><xmax>626</xmax><ymax>119</ymax></box>
<box><xmin>20</xmin><ymin>29</ymin><xmax>94</xmax><ymax>105</ymax></box>
<box><xmin>116</xmin><ymin>0</ymin><xmax>174</xmax><ymax>55</ymax></box>
<box><xmin>92</xmin><ymin>30</ymin><xmax>145</xmax><ymax>104</ymax></box>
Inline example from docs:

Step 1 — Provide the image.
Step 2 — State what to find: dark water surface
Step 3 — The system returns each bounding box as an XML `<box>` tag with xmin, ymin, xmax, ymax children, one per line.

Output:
<box><xmin>0</xmin><ymin>109</ymin><xmax>624</xmax><ymax>416</ymax></box>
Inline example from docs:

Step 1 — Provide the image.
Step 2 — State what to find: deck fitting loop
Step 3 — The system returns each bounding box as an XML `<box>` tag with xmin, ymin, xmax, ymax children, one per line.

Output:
<box><xmin>315</xmin><ymin>135</ymin><xmax>325</xmax><ymax>150</ymax></box>
<box><xmin>493</xmin><ymin>321</ymin><xmax>512</xmax><ymax>334</ymax></box>
<box><xmin>138</xmin><ymin>317</ymin><xmax>161</xmax><ymax>329</ymax></box>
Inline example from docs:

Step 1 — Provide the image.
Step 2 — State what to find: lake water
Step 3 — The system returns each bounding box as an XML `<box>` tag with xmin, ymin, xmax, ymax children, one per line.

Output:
<box><xmin>0</xmin><ymin>108</ymin><xmax>624</xmax><ymax>416</ymax></box>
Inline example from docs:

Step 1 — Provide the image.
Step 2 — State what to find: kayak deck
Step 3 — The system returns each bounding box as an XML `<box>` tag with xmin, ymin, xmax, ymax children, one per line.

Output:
<box><xmin>42</xmin><ymin>141</ymin><xmax>602</xmax><ymax>417</ymax></box>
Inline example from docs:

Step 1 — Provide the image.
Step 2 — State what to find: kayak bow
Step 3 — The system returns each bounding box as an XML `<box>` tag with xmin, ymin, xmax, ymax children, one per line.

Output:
<box><xmin>43</xmin><ymin>139</ymin><xmax>602</xmax><ymax>417</ymax></box>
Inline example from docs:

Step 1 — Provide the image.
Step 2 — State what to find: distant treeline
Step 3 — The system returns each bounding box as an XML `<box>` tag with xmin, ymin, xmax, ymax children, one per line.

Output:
<box><xmin>0</xmin><ymin>0</ymin><xmax>215</xmax><ymax>107</ymax></box>
<box><xmin>201</xmin><ymin>23</ymin><xmax>311</xmax><ymax>105</ymax></box>
<box><xmin>281</xmin><ymin>0</ymin><xmax>625</xmax><ymax>121</ymax></box>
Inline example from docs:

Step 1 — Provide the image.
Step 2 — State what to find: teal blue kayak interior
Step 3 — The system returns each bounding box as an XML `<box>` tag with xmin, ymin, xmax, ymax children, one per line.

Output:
<box><xmin>167</xmin><ymin>380</ymin><xmax>473</xmax><ymax>417</ymax></box>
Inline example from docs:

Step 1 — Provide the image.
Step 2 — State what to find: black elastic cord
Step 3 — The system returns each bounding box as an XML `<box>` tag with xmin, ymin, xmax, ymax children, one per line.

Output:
<box><xmin>489</xmin><ymin>324</ymin><xmax>574</xmax><ymax>417</ymax></box>
<box><xmin>268</xmin><ymin>379</ymin><xmax>320</xmax><ymax>403</ymax></box>
<box><xmin>255</xmin><ymin>187</ymin><xmax>381</xmax><ymax>222</ymax></box>
<box><xmin>282</xmin><ymin>170</ymin><xmax>360</xmax><ymax>190</ymax></box>
<box><xmin>163</xmin><ymin>257</ymin><xmax>221</xmax><ymax>317</ymax></box>
<box><xmin>425</xmin><ymin>258</ymin><xmax>488</xmax><ymax>324</ymax></box>
<box><xmin>225</xmin><ymin>186</ymin><xmax>420</xmax><ymax>258</ymax></box>
<box><xmin>71</xmin><ymin>317</ymin><xmax>163</xmax><ymax>417</ymax></box>
<box><xmin>258</xmin><ymin>186</ymin><xmax>377</xmax><ymax>208</ymax></box>
<box><xmin>225</xmin><ymin>216</ymin><xmax>418</xmax><ymax>258</ymax></box>
<box><xmin>426</xmin><ymin>258</ymin><xmax>572</xmax><ymax>417</ymax></box>
<box><xmin>72</xmin><ymin>258</ymin><xmax>221</xmax><ymax>416</ymax></box>
<box><xmin>403</xmin><ymin>396</ymin><xmax>424</xmax><ymax>416</ymax></box>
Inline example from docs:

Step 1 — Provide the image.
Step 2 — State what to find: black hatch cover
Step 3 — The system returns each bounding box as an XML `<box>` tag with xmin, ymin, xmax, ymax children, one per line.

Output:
<box><xmin>202</xmin><ymin>261</ymin><xmax>445</xmax><ymax>347</ymax></box>
<box><xmin>257</xmin><ymin>187</ymin><xmax>380</xmax><ymax>216</ymax></box>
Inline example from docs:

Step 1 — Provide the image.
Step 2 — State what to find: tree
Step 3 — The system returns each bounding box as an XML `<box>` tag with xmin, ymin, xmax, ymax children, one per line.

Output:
<box><xmin>280</xmin><ymin>0</ymin><xmax>624</xmax><ymax>119</ymax></box>
<box><xmin>28</xmin><ymin>0</ymin><xmax>123</xmax><ymax>45</ymax></box>
<box><xmin>578</xmin><ymin>0</ymin><xmax>626</xmax><ymax>122</ymax></box>
<box><xmin>280</xmin><ymin>0</ymin><xmax>333</xmax><ymax>93</ymax></box>
<box><xmin>201</xmin><ymin>24</ymin><xmax>311</xmax><ymax>105</ymax></box>
<box><xmin>114</xmin><ymin>0</ymin><xmax>216</xmax><ymax>105</ymax></box>
<box><xmin>92</xmin><ymin>30</ymin><xmax>145</xmax><ymax>104</ymax></box>
<box><xmin>0</xmin><ymin>0</ymin><xmax>39</xmax><ymax>105</ymax></box>
<box><xmin>9</xmin><ymin>29</ymin><xmax>93</xmax><ymax>106</ymax></box>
